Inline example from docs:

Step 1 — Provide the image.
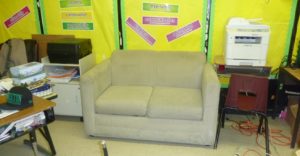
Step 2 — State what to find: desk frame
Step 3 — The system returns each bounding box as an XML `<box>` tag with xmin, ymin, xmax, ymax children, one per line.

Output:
<box><xmin>0</xmin><ymin>96</ymin><xmax>56</xmax><ymax>155</ymax></box>
<box><xmin>276</xmin><ymin>68</ymin><xmax>300</xmax><ymax>148</ymax></box>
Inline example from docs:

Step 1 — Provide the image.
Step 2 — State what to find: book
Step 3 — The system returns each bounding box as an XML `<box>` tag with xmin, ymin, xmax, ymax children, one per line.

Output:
<box><xmin>12</xmin><ymin>72</ymin><xmax>47</xmax><ymax>85</ymax></box>
<box><xmin>31</xmin><ymin>84</ymin><xmax>53</xmax><ymax>97</ymax></box>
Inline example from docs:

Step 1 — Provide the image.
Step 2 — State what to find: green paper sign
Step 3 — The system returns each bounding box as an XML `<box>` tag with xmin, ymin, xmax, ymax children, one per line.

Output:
<box><xmin>60</xmin><ymin>0</ymin><xmax>91</xmax><ymax>8</ymax></box>
<box><xmin>63</xmin><ymin>22</ymin><xmax>94</xmax><ymax>30</ymax></box>
<box><xmin>143</xmin><ymin>3</ymin><xmax>179</xmax><ymax>13</ymax></box>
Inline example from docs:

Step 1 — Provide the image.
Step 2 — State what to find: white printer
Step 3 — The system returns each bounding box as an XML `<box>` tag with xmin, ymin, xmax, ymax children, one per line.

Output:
<box><xmin>225</xmin><ymin>18</ymin><xmax>270</xmax><ymax>66</ymax></box>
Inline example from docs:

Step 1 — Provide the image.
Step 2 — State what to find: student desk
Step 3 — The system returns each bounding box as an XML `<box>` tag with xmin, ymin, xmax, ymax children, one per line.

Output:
<box><xmin>0</xmin><ymin>96</ymin><xmax>56</xmax><ymax>155</ymax></box>
<box><xmin>277</xmin><ymin>67</ymin><xmax>300</xmax><ymax>148</ymax></box>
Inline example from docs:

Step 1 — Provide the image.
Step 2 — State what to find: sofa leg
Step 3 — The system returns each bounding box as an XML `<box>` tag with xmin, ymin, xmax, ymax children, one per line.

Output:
<box><xmin>214</xmin><ymin>125</ymin><xmax>220</xmax><ymax>149</ymax></box>
<box><xmin>214</xmin><ymin>108</ymin><xmax>225</xmax><ymax>149</ymax></box>
<box><xmin>221</xmin><ymin>108</ymin><xmax>226</xmax><ymax>128</ymax></box>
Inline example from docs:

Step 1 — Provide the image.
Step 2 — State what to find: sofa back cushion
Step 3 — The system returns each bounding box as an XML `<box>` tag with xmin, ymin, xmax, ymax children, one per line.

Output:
<box><xmin>111</xmin><ymin>50</ymin><xmax>206</xmax><ymax>88</ymax></box>
<box><xmin>111</xmin><ymin>50</ymin><xmax>155</xmax><ymax>86</ymax></box>
<box><xmin>153</xmin><ymin>51</ymin><xmax>205</xmax><ymax>89</ymax></box>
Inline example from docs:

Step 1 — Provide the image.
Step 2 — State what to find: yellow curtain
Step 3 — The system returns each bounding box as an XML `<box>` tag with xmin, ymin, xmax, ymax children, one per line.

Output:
<box><xmin>123</xmin><ymin>0</ymin><xmax>207</xmax><ymax>51</ymax></box>
<box><xmin>292</xmin><ymin>19</ymin><xmax>300</xmax><ymax>63</ymax></box>
<box><xmin>0</xmin><ymin>0</ymin><xmax>39</xmax><ymax>43</ymax></box>
<box><xmin>42</xmin><ymin>0</ymin><xmax>117</xmax><ymax>63</ymax></box>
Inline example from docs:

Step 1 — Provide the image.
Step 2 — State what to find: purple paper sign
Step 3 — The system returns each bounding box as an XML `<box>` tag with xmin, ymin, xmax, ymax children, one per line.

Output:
<box><xmin>166</xmin><ymin>20</ymin><xmax>201</xmax><ymax>42</ymax></box>
<box><xmin>143</xmin><ymin>16</ymin><xmax>178</xmax><ymax>26</ymax></box>
<box><xmin>4</xmin><ymin>6</ymin><xmax>30</xmax><ymax>28</ymax></box>
<box><xmin>126</xmin><ymin>17</ymin><xmax>156</xmax><ymax>45</ymax></box>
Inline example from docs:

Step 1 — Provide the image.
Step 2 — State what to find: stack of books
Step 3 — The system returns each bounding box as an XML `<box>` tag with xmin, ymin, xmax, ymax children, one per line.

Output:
<box><xmin>9</xmin><ymin>62</ymin><xmax>56</xmax><ymax>99</ymax></box>
<box><xmin>27</xmin><ymin>79</ymin><xmax>56</xmax><ymax>99</ymax></box>
<box><xmin>10</xmin><ymin>62</ymin><xmax>46</xmax><ymax>86</ymax></box>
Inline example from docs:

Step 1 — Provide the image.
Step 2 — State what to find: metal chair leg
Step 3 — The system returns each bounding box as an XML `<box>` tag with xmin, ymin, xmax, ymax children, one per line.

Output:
<box><xmin>257</xmin><ymin>116</ymin><xmax>264</xmax><ymax>134</ymax></box>
<box><xmin>260</xmin><ymin>114</ymin><xmax>270</xmax><ymax>155</ymax></box>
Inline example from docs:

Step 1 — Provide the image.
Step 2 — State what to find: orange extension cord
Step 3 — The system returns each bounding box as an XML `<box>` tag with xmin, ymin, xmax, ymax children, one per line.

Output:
<box><xmin>228</xmin><ymin>118</ymin><xmax>291</xmax><ymax>156</ymax></box>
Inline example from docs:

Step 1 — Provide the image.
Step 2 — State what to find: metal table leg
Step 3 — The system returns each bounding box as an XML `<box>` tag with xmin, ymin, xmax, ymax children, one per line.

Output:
<box><xmin>29</xmin><ymin>131</ymin><xmax>40</xmax><ymax>156</ymax></box>
<box><xmin>291</xmin><ymin>97</ymin><xmax>300</xmax><ymax>148</ymax></box>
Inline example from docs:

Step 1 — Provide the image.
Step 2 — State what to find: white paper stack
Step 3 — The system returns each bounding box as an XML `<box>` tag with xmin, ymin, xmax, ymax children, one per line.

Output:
<box><xmin>10</xmin><ymin>62</ymin><xmax>47</xmax><ymax>86</ymax></box>
<box><xmin>10</xmin><ymin>62</ymin><xmax>44</xmax><ymax>78</ymax></box>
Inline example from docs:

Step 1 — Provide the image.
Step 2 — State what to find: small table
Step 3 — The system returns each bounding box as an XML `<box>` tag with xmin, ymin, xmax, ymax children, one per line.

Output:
<box><xmin>0</xmin><ymin>96</ymin><xmax>56</xmax><ymax>155</ymax></box>
<box><xmin>277</xmin><ymin>67</ymin><xmax>300</xmax><ymax>148</ymax></box>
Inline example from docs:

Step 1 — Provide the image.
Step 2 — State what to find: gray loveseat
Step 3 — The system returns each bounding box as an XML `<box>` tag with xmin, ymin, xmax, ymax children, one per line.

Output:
<box><xmin>80</xmin><ymin>50</ymin><xmax>220</xmax><ymax>146</ymax></box>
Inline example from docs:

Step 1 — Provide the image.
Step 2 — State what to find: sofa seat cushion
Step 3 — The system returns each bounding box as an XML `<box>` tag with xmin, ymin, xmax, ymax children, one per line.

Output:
<box><xmin>148</xmin><ymin>87</ymin><xmax>203</xmax><ymax>120</ymax></box>
<box><xmin>96</xmin><ymin>86</ymin><xmax>152</xmax><ymax>116</ymax></box>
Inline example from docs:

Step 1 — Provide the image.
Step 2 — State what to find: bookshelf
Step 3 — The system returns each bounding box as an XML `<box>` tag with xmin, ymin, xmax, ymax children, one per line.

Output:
<box><xmin>41</xmin><ymin>53</ymin><xmax>95</xmax><ymax>117</ymax></box>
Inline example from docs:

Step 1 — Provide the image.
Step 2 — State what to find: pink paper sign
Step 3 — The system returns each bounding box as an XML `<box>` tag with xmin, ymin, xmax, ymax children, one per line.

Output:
<box><xmin>143</xmin><ymin>16</ymin><xmax>178</xmax><ymax>26</ymax></box>
<box><xmin>126</xmin><ymin>17</ymin><xmax>156</xmax><ymax>45</ymax></box>
<box><xmin>4</xmin><ymin>6</ymin><xmax>30</xmax><ymax>28</ymax></box>
<box><xmin>166</xmin><ymin>20</ymin><xmax>201</xmax><ymax>42</ymax></box>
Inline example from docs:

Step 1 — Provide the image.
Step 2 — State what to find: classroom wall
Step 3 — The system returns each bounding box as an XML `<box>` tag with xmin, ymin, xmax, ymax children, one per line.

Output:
<box><xmin>0</xmin><ymin>0</ymin><xmax>298</xmax><ymax>67</ymax></box>
<box><xmin>42</xmin><ymin>0</ymin><xmax>118</xmax><ymax>62</ymax></box>
<box><xmin>122</xmin><ymin>0</ymin><xmax>207</xmax><ymax>51</ymax></box>
<box><xmin>0</xmin><ymin>0</ymin><xmax>40</xmax><ymax>43</ymax></box>
<box><xmin>292</xmin><ymin>18</ymin><xmax>300</xmax><ymax>63</ymax></box>
<box><xmin>0</xmin><ymin>0</ymin><xmax>118</xmax><ymax>63</ymax></box>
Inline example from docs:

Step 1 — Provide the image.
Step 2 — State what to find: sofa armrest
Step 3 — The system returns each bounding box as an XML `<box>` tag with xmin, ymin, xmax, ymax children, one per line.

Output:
<box><xmin>201</xmin><ymin>63</ymin><xmax>220</xmax><ymax>140</ymax></box>
<box><xmin>80</xmin><ymin>59</ymin><xmax>111</xmax><ymax>134</ymax></box>
<box><xmin>201</xmin><ymin>63</ymin><xmax>220</xmax><ymax>109</ymax></box>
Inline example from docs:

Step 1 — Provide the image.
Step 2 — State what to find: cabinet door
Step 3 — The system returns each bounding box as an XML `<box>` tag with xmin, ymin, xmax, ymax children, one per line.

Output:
<box><xmin>52</xmin><ymin>82</ymin><xmax>82</xmax><ymax>116</ymax></box>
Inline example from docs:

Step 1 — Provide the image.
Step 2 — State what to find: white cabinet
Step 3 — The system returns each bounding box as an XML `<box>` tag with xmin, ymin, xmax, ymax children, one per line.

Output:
<box><xmin>51</xmin><ymin>82</ymin><xmax>82</xmax><ymax>116</ymax></box>
<box><xmin>42</xmin><ymin>54</ymin><xmax>95</xmax><ymax>117</ymax></box>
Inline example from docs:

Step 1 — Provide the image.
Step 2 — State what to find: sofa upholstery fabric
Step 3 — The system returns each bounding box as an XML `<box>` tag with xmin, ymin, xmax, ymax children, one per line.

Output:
<box><xmin>80</xmin><ymin>50</ymin><xmax>220</xmax><ymax>146</ymax></box>
<box><xmin>96</xmin><ymin>86</ymin><xmax>153</xmax><ymax>116</ymax></box>
<box><xmin>148</xmin><ymin>87</ymin><xmax>203</xmax><ymax>120</ymax></box>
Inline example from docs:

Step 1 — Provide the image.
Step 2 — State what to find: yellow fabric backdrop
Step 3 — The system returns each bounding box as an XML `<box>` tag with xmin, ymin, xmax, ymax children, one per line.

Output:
<box><xmin>123</xmin><ymin>0</ymin><xmax>207</xmax><ymax>51</ymax></box>
<box><xmin>0</xmin><ymin>0</ymin><xmax>39</xmax><ymax>43</ymax></box>
<box><xmin>208</xmin><ymin>0</ymin><xmax>296</xmax><ymax>69</ymax></box>
<box><xmin>292</xmin><ymin>19</ymin><xmax>300</xmax><ymax>63</ymax></box>
<box><xmin>0</xmin><ymin>0</ymin><xmax>298</xmax><ymax>67</ymax></box>
<box><xmin>42</xmin><ymin>0</ymin><xmax>117</xmax><ymax>63</ymax></box>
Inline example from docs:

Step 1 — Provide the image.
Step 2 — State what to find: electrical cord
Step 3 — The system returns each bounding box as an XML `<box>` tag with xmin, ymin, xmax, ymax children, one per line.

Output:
<box><xmin>243</xmin><ymin>148</ymin><xmax>262</xmax><ymax>156</ymax></box>
<box><xmin>228</xmin><ymin>118</ymin><xmax>291</xmax><ymax>148</ymax></box>
<box><xmin>227</xmin><ymin>117</ymin><xmax>290</xmax><ymax>156</ymax></box>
